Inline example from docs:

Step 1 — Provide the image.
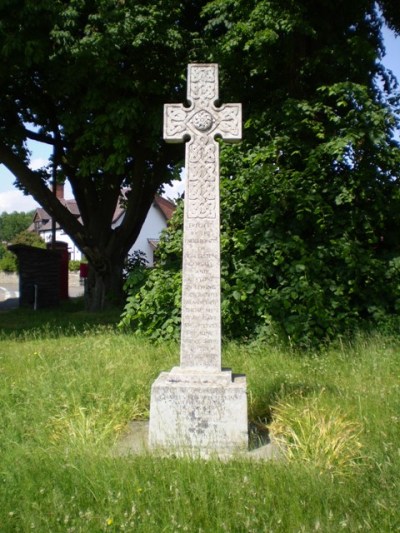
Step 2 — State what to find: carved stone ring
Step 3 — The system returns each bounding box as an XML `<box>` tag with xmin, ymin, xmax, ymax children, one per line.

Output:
<box><xmin>192</xmin><ymin>110</ymin><xmax>214</xmax><ymax>132</ymax></box>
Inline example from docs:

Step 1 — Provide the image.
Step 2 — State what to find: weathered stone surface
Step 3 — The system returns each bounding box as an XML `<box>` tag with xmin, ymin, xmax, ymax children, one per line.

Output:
<box><xmin>149</xmin><ymin>371</ymin><xmax>248</xmax><ymax>457</ymax></box>
<box><xmin>148</xmin><ymin>64</ymin><xmax>248</xmax><ymax>456</ymax></box>
<box><xmin>164</xmin><ymin>63</ymin><xmax>241</xmax><ymax>371</ymax></box>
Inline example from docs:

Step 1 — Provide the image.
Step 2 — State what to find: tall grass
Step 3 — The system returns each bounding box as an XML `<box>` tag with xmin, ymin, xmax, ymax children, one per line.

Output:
<box><xmin>0</xmin><ymin>306</ymin><xmax>399</xmax><ymax>531</ymax></box>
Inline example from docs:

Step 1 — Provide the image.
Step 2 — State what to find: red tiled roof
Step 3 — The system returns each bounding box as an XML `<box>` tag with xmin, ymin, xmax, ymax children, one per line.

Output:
<box><xmin>154</xmin><ymin>195</ymin><xmax>176</xmax><ymax>220</ymax></box>
<box><xmin>30</xmin><ymin>193</ymin><xmax>175</xmax><ymax>232</ymax></box>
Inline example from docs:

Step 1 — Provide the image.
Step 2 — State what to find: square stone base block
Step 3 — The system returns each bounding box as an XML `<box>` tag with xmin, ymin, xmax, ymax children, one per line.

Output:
<box><xmin>148</xmin><ymin>369</ymin><xmax>248</xmax><ymax>458</ymax></box>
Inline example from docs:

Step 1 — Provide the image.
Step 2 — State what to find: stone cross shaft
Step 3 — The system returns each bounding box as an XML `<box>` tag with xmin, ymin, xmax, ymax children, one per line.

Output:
<box><xmin>164</xmin><ymin>64</ymin><xmax>242</xmax><ymax>372</ymax></box>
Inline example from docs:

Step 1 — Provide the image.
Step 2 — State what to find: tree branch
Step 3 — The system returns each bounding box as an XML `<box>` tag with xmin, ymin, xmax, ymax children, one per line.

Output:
<box><xmin>0</xmin><ymin>142</ymin><xmax>91</xmax><ymax>254</ymax></box>
<box><xmin>23</xmin><ymin>129</ymin><xmax>55</xmax><ymax>145</ymax></box>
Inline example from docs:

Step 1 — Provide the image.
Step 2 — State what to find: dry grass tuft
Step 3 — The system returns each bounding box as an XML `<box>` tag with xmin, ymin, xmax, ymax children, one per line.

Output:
<box><xmin>269</xmin><ymin>393</ymin><xmax>364</xmax><ymax>478</ymax></box>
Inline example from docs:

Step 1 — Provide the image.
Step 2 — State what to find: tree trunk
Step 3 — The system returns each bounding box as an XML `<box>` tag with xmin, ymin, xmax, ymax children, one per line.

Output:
<box><xmin>85</xmin><ymin>256</ymin><xmax>125</xmax><ymax>312</ymax></box>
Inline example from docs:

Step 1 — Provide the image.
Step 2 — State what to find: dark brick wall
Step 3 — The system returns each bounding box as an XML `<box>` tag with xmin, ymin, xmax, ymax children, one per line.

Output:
<box><xmin>8</xmin><ymin>245</ymin><xmax>61</xmax><ymax>308</ymax></box>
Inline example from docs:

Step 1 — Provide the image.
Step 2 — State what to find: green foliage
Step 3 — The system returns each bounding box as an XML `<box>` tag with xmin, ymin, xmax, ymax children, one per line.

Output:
<box><xmin>120</xmin><ymin>267</ymin><xmax>182</xmax><ymax>341</ymax></box>
<box><xmin>123</xmin><ymin>250</ymin><xmax>148</xmax><ymax>282</ymax></box>
<box><xmin>121</xmin><ymin>202</ymin><xmax>183</xmax><ymax>338</ymax></box>
<box><xmin>0</xmin><ymin>0</ymin><xmax>205</xmax><ymax>310</ymax></box>
<box><xmin>0</xmin><ymin>242</ymin><xmax>6</xmax><ymax>259</ymax></box>
<box><xmin>0</xmin><ymin>250</ymin><xmax>17</xmax><ymax>272</ymax></box>
<box><xmin>68</xmin><ymin>259</ymin><xmax>81</xmax><ymax>272</ymax></box>
<box><xmin>123</xmin><ymin>1</ymin><xmax>400</xmax><ymax>347</ymax></box>
<box><xmin>0</xmin><ymin>210</ymin><xmax>33</xmax><ymax>242</ymax></box>
<box><xmin>0</xmin><ymin>316</ymin><xmax>399</xmax><ymax>531</ymax></box>
<box><xmin>11</xmin><ymin>229</ymin><xmax>46</xmax><ymax>248</ymax></box>
<box><xmin>0</xmin><ymin>240</ymin><xmax>16</xmax><ymax>271</ymax></box>
<box><xmin>0</xmin><ymin>229</ymin><xmax>46</xmax><ymax>272</ymax></box>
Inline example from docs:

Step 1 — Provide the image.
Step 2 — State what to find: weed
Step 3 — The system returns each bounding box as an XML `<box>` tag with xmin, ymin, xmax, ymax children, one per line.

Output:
<box><xmin>269</xmin><ymin>393</ymin><xmax>364</xmax><ymax>478</ymax></box>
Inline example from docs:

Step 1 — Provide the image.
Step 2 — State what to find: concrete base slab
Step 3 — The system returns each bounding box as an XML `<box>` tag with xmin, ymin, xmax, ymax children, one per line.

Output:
<box><xmin>114</xmin><ymin>420</ymin><xmax>281</xmax><ymax>461</ymax></box>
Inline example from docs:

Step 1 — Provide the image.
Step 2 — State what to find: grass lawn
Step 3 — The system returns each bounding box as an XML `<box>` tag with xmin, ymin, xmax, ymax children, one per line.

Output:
<box><xmin>0</xmin><ymin>303</ymin><xmax>399</xmax><ymax>532</ymax></box>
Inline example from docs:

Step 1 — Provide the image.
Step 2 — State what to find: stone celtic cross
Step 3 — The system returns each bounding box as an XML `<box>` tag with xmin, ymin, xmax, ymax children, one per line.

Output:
<box><xmin>148</xmin><ymin>64</ymin><xmax>247</xmax><ymax>457</ymax></box>
<box><xmin>164</xmin><ymin>63</ymin><xmax>242</xmax><ymax>372</ymax></box>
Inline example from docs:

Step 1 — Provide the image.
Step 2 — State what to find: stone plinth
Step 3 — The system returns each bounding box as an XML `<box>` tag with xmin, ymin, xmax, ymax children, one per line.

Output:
<box><xmin>149</xmin><ymin>370</ymin><xmax>248</xmax><ymax>457</ymax></box>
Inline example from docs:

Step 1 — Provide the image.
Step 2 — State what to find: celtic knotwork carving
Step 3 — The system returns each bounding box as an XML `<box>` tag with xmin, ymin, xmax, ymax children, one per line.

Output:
<box><xmin>190</xmin><ymin>66</ymin><xmax>217</xmax><ymax>102</ymax></box>
<box><xmin>203</xmin><ymin>144</ymin><xmax>216</xmax><ymax>163</ymax></box>
<box><xmin>190</xmin><ymin>162</ymin><xmax>215</xmax><ymax>182</ymax></box>
<box><xmin>189</xmin><ymin>178</ymin><xmax>215</xmax><ymax>200</ymax></box>
<box><xmin>189</xmin><ymin>143</ymin><xmax>203</xmax><ymax>163</ymax></box>
<box><xmin>191</xmin><ymin>65</ymin><xmax>215</xmax><ymax>84</ymax></box>
<box><xmin>218</xmin><ymin>106</ymin><xmax>241</xmax><ymax>137</ymax></box>
<box><xmin>187</xmin><ymin>135</ymin><xmax>217</xmax><ymax>218</ymax></box>
<box><xmin>165</xmin><ymin>106</ymin><xmax>187</xmax><ymax>137</ymax></box>
<box><xmin>189</xmin><ymin>139</ymin><xmax>216</xmax><ymax>164</ymax></box>
<box><xmin>189</xmin><ymin>199</ymin><xmax>216</xmax><ymax>219</ymax></box>
<box><xmin>188</xmin><ymin>177</ymin><xmax>216</xmax><ymax>218</ymax></box>
<box><xmin>164</xmin><ymin>64</ymin><xmax>241</xmax><ymax>223</ymax></box>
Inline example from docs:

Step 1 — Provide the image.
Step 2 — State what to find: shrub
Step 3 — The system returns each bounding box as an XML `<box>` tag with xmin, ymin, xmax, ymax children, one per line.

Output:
<box><xmin>123</xmin><ymin>250</ymin><xmax>148</xmax><ymax>282</ymax></box>
<box><xmin>68</xmin><ymin>260</ymin><xmax>81</xmax><ymax>272</ymax></box>
<box><xmin>120</xmin><ymin>268</ymin><xmax>182</xmax><ymax>340</ymax></box>
<box><xmin>0</xmin><ymin>251</ymin><xmax>17</xmax><ymax>272</ymax></box>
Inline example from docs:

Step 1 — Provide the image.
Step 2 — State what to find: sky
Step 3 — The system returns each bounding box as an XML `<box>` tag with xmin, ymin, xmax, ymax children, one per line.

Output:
<box><xmin>0</xmin><ymin>26</ymin><xmax>398</xmax><ymax>214</ymax></box>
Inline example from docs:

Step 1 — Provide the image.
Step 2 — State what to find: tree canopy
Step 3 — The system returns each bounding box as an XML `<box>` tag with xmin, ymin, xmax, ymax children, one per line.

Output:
<box><xmin>122</xmin><ymin>0</ymin><xmax>400</xmax><ymax>346</ymax></box>
<box><xmin>0</xmin><ymin>210</ymin><xmax>35</xmax><ymax>272</ymax></box>
<box><xmin>0</xmin><ymin>211</ymin><xmax>34</xmax><ymax>242</ymax></box>
<box><xmin>0</xmin><ymin>228</ymin><xmax>45</xmax><ymax>272</ymax></box>
<box><xmin>1</xmin><ymin>0</ymin><xmax>399</xmax><ymax>333</ymax></box>
<box><xmin>0</xmin><ymin>0</ymin><xmax>202</xmax><ymax>309</ymax></box>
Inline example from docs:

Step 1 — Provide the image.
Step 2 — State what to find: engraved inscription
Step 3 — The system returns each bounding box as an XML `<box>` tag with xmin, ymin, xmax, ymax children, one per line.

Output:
<box><xmin>163</xmin><ymin>64</ymin><xmax>242</xmax><ymax>371</ymax></box>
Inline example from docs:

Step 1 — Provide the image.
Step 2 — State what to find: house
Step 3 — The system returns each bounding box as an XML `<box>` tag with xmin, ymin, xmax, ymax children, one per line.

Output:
<box><xmin>29</xmin><ymin>185</ymin><xmax>176</xmax><ymax>266</ymax></box>
<box><xmin>28</xmin><ymin>185</ymin><xmax>82</xmax><ymax>261</ymax></box>
<box><xmin>112</xmin><ymin>194</ymin><xmax>176</xmax><ymax>266</ymax></box>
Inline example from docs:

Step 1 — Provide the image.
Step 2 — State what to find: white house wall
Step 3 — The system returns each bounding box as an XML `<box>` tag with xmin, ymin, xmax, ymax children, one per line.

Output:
<box><xmin>131</xmin><ymin>203</ymin><xmax>167</xmax><ymax>266</ymax></box>
<box><xmin>41</xmin><ymin>229</ymin><xmax>83</xmax><ymax>261</ymax></box>
<box><xmin>38</xmin><ymin>202</ymin><xmax>168</xmax><ymax>266</ymax></box>
<box><xmin>113</xmin><ymin>202</ymin><xmax>168</xmax><ymax>266</ymax></box>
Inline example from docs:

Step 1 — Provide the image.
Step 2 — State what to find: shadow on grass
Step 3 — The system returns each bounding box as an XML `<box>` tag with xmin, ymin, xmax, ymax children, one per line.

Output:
<box><xmin>0</xmin><ymin>297</ymin><xmax>123</xmax><ymax>339</ymax></box>
<box><xmin>250</xmin><ymin>378</ymin><xmax>340</xmax><ymax>424</ymax></box>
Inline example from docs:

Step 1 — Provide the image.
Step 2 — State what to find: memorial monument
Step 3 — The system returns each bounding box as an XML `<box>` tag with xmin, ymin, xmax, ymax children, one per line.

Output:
<box><xmin>148</xmin><ymin>64</ymin><xmax>248</xmax><ymax>457</ymax></box>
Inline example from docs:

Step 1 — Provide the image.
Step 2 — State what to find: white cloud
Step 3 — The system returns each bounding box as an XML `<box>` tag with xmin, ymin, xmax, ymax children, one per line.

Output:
<box><xmin>29</xmin><ymin>157</ymin><xmax>50</xmax><ymax>171</ymax></box>
<box><xmin>163</xmin><ymin>179</ymin><xmax>185</xmax><ymax>200</ymax></box>
<box><xmin>0</xmin><ymin>189</ymin><xmax>38</xmax><ymax>214</ymax></box>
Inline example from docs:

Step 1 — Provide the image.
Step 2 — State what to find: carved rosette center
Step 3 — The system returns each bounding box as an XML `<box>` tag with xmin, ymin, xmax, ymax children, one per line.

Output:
<box><xmin>192</xmin><ymin>110</ymin><xmax>214</xmax><ymax>132</ymax></box>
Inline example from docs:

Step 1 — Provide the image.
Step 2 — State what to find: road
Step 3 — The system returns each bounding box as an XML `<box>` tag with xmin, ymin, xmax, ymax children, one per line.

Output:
<box><xmin>0</xmin><ymin>284</ymin><xmax>19</xmax><ymax>311</ymax></box>
<box><xmin>0</xmin><ymin>284</ymin><xmax>19</xmax><ymax>302</ymax></box>
<box><xmin>0</xmin><ymin>281</ymin><xmax>84</xmax><ymax>311</ymax></box>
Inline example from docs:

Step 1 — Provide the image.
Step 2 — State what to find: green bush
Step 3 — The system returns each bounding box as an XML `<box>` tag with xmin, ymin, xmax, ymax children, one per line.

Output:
<box><xmin>121</xmin><ymin>3</ymin><xmax>400</xmax><ymax>348</ymax></box>
<box><xmin>0</xmin><ymin>251</ymin><xmax>17</xmax><ymax>272</ymax></box>
<box><xmin>120</xmin><ymin>267</ymin><xmax>182</xmax><ymax>341</ymax></box>
<box><xmin>122</xmin><ymin>138</ymin><xmax>400</xmax><ymax>347</ymax></box>
<box><xmin>120</xmin><ymin>204</ymin><xmax>183</xmax><ymax>340</ymax></box>
<box><xmin>68</xmin><ymin>260</ymin><xmax>81</xmax><ymax>272</ymax></box>
<box><xmin>0</xmin><ymin>230</ymin><xmax>51</xmax><ymax>273</ymax></box>
<box><xmin>11</xmin><ymin>230</ymin><xmax>46</xmax><ymax>248</ymax></box>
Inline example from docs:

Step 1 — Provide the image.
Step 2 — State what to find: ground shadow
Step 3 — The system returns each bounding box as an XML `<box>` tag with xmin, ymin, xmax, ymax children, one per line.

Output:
<box><xmin>0</xmin><ymin>297</ymin><xmax>123</xmax><ymax>339</ymax></box>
